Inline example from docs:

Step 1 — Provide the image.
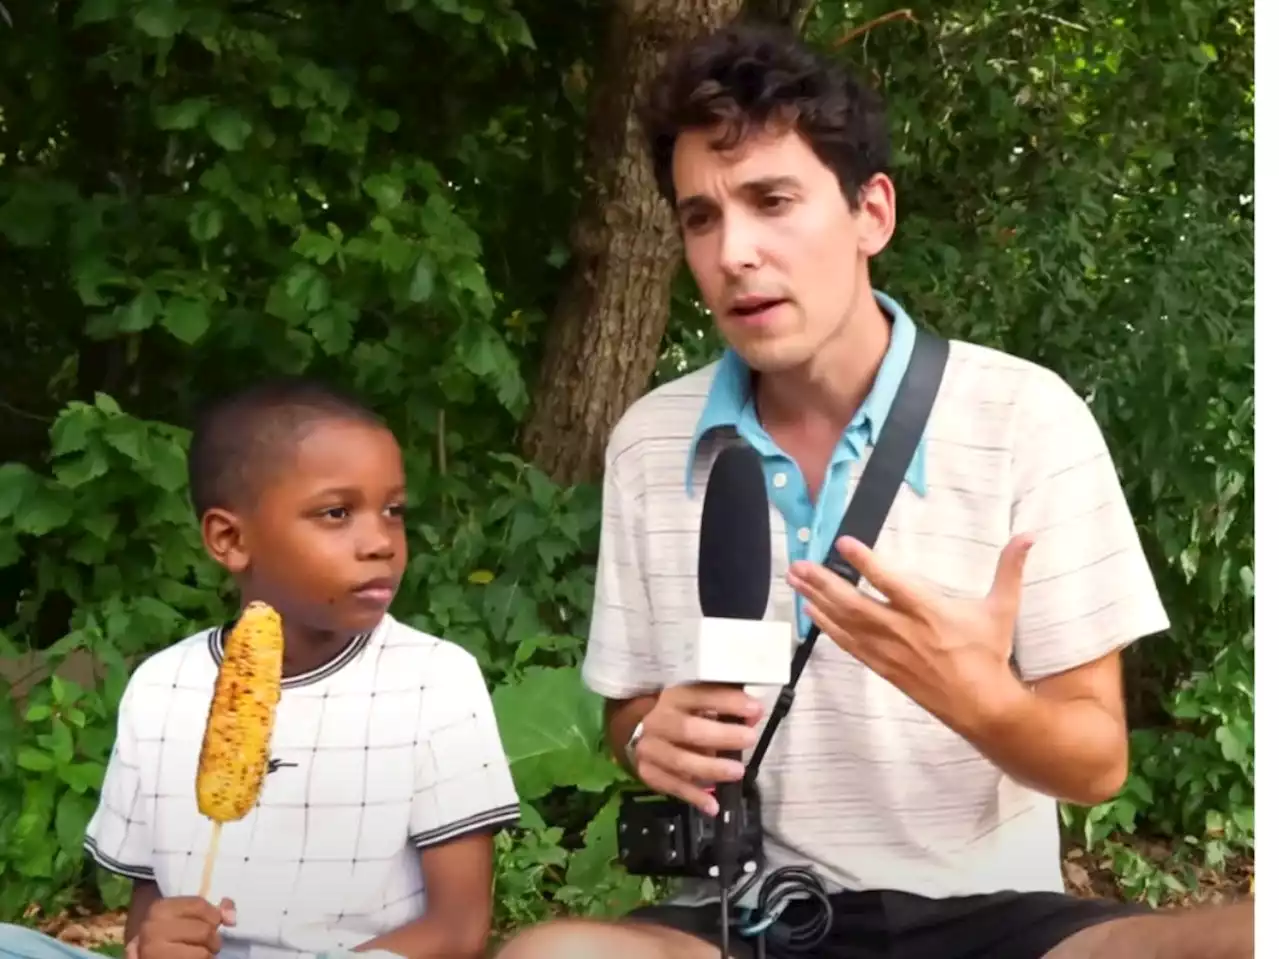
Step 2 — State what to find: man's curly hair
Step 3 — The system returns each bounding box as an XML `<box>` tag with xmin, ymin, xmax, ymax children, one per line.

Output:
<box><xmin>640</xmin><ymin>21</ymin><xmax>891</xmax><ymax>209</ymax></box>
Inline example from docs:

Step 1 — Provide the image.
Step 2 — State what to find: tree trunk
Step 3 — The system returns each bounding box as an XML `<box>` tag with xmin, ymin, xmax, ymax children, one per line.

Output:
<box><xmin>519</xmin><ymin>0</ymin><xmax>744</xmax><ymax>486</ymax></box>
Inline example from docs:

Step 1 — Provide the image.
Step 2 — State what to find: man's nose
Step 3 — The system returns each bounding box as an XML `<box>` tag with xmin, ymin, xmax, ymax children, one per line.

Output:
<box><xmin>718</xmin><ymin>208</ymin><xmax>763</xmax><ymax>276</ymax></box>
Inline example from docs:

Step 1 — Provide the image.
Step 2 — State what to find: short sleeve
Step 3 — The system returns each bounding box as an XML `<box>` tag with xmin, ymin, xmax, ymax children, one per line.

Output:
<box><xmin>581</xmin><ymin>439</ymin><xmax>664</xmax><ymax>700</ymax></box>
<box><xmin>83</xmin><ymin>678</ymin><xmax>156</xmax><ymax>881</ymax></box>
<box><xmin>408</xmin><ymin>652</ymin><xmax>520</xmax><ymax>850</ymax></box>
<box><xmin>1010</xmin><ymin>372</ymin><xmax>1171</xmax><ymax>682</ymax></box>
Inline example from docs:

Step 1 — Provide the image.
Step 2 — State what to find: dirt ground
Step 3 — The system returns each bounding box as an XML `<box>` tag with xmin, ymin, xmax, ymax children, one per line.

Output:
<box><xmin>29</xmin><ymin>838</ymin><xmax>1254</xmax><ymax>954</ymax></box>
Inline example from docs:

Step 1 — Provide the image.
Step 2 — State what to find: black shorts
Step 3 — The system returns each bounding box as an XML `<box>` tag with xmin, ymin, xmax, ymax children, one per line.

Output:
<box><xmin>628</xmin><ymin>888</ymin><xmax>1149</xmax><ymax>959</ymax></box>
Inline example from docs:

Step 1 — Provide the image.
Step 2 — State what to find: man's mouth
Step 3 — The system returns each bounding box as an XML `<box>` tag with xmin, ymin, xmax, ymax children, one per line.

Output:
<box><xmin>729</xmin><ymin>296</ymin><xmax>786</xmax><ymax>317</ymax></box>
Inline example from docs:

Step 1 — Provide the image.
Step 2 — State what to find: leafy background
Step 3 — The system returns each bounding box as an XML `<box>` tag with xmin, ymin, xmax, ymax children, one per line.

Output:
<box><xmin>0</xmin><ymin>0</ymin><xmax>1253</xmax><ymax>940</ymax></box>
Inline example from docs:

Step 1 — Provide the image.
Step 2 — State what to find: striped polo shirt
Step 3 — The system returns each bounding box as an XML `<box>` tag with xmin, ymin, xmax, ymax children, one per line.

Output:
<box><xmin>582</xmin><ymin>292</ymin><xmax>1169</xmax><ymax>905</ymax></box>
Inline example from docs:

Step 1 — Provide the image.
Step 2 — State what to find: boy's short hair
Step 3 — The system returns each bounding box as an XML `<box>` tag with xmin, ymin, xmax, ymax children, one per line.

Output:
<box><xmin>639</xmin><ymin>20</ymin><xmax>892</xmax><ymax>209</ymax></box>
<box><xmin>187</xmin><ymin>377</ymin><xmax>386</xmax><ymax>519</ymax></box>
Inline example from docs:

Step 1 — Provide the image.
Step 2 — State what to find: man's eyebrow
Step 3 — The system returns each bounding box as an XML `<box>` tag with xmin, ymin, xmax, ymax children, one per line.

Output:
<box><xmin>675</xmin><ymin>176</ymin><xmax>804</xmax><ymax>216</ymax></box>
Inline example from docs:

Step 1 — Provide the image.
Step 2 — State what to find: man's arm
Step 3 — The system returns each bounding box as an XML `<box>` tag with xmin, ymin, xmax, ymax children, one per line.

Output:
<box><xmin>353</xmin><ymin>831</ymin><xmax>495</xmax><ymax>959</ymax></box>
<box><xmin>994</xmin><ymin>369</ymin><xmax>1169</xmax><ymax>803</ymax></box>
<box><xmin>604</xmin><ymin>694</ymin><xmax>658</xmax><ymax>771</ymax></box>
<box><xmin>952</xmin><ymin>649</ymin><xmax>1130</xmax><ymax>806</ymax></box>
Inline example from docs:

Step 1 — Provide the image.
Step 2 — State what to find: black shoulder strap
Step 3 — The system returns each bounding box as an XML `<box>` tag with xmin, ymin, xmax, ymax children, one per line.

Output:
<box><xmin>743</xmin><ymin>328</ymin><xmax>950</xmax><ymax>787</ymax></box>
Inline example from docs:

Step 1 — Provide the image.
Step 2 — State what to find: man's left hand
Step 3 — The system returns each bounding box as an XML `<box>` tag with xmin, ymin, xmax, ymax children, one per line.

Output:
<box><xmin>785</xmin><ymin>533</ymin><xmax>1035</xmax><ymax>733</ymax></box>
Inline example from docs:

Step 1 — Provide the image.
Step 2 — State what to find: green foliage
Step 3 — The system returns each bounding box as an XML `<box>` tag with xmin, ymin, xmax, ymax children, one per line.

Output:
<box><xmin>0</xmin><ymin>0</ymin><xmax>1253</xmax><ymax>927</ymax></box>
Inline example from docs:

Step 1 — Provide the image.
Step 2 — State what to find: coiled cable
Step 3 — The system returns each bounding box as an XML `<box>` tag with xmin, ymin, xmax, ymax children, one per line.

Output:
<box><xmin>730</xmin><ymin>864</ymin><xmax>834</xmax><ymax>957</ymax></box>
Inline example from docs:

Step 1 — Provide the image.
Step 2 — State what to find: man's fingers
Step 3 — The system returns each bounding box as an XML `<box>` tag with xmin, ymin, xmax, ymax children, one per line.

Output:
<box><xmin>832</xmin><ymin>537</ymin><xmax>920</xmax><ymax>608</ymax></box>
<box><xmin>668</xmin><ymin>683</ymin><xmax>764</xmax><ymax>724</ymax></box>
<box><xmin>638</xmin><ymin>734</ymin><xmax>745</xmax><ymax>786</ymax></box>
<box><xmin>637</xmin><ymin>759</ymin><xmax>722</xmax><ymax>816</ymax></box>
<box><xmin>989</xmin><ymin>534</ymin><xmax>1035</xmax><ymax>609</ymax></box>
<box><xmin>787</xmin><ymin>562</ymin><xmax>897</xmax><ymax>632</ymax></box>
<box><xmin>649</xmin><ymin>709</ymin><xmax>758</xmax><ymax>755</ymax></box>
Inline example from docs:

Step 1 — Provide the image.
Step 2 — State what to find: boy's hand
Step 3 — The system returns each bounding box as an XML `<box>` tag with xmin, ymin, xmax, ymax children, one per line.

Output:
<box><xmin>135</xmin><ymin>896</ymin><xmax>235</xmax><ymax>959</ymax></box>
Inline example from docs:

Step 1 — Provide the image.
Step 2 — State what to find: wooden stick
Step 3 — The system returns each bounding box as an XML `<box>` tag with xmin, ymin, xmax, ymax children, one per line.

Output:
<box><xmin>198</xmin><ymin>822</ymin><xmax>222</xmax><ymax>901</ymax></box>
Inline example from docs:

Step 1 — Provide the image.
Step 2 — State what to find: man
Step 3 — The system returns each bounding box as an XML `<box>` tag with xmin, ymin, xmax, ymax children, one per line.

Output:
<box><xmin>496</xmin><ymin>21</ymin><xmax>1253</xmax><ymax>959</ymax></box>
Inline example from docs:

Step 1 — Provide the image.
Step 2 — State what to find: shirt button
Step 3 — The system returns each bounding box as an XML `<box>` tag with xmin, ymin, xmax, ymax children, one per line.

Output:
<box><xmin>797</xmin><ymin>527</ymin><xmax>811</xmax><ymax>543</ymax></box>
<box><xmin>773</xmin><ymin>472</ymin><xmax>788</xmax><ymax>489</ymax></box>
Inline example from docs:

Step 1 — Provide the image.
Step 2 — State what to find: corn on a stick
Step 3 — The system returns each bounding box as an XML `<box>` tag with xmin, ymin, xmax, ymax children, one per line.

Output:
<box><xmin>195</xmin><ymin>601</ymin><xmax>285</xmax><ymax>900</ymax></box>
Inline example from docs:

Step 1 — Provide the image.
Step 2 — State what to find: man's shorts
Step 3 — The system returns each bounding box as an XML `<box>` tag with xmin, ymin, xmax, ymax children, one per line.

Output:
<box><xmin>628</xmin><ymin>888</ymin><xmax>1149</xmax><ymax>959</ymax></box>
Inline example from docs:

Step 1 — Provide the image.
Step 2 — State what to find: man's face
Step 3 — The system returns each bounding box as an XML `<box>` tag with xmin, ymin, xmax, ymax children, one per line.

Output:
<box><xmin>671</xmin><ymin>124</ymin><xmax>892</xmax><ymax>373</ymax></box>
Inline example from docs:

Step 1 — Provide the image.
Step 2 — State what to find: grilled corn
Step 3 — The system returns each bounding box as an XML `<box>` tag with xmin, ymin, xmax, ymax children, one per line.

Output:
<box><xmin>196</xmin><ymin>600</ymin><xmax>285</xmax><ymax>823</ymax></box>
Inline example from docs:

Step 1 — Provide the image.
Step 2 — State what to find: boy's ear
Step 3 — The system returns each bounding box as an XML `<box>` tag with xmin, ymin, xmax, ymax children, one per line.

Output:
<box><xmin>201</xmin><ymin>507</ymin><xmax>250</xmax><ymax>574</ymax></box>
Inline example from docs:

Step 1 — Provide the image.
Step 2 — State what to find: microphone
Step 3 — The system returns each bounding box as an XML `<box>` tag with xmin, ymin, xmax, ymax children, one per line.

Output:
<box><xmin>682</xmin><ymin>442</ymin><xmax>793</xmax><ymax>958</ymax></box>
<box><xmin>675</xmin><ymin>442</ymin><xmax>791</xmax><ymax>689</ymax></box>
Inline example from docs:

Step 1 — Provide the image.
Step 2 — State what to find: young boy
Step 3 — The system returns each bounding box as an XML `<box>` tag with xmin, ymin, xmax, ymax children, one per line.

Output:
<box><xmin>71</xmin><ymin>378</ymin><xmax>518</xmax><ymax>958</ymax></box>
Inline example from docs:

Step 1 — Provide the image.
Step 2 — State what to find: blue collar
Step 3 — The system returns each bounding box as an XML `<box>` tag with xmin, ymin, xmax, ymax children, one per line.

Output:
<box><xmin>684</xmin><ymin>290</ymin><xmax>927</xmax><ymax>495</ymax></box>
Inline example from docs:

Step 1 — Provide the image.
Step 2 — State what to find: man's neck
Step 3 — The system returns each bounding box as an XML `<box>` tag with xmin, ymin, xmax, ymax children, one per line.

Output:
<box><xmin>754</xmin><ymin>287</ymin><xmax>892</xmax><ymax>434</ymax></box>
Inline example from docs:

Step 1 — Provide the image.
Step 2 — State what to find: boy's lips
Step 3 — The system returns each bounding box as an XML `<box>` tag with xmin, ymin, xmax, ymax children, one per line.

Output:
<box><xmin>351</xmin><ymin>577</ymin><xmax>398</xmax><ymax>605</ymax></box>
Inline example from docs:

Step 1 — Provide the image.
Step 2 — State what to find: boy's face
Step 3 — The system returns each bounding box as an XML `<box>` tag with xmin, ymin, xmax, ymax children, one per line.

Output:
<box><xmin>204</xmin><ymin>417</ymin><xmax>408</xmax><ymax>638</ymax></box>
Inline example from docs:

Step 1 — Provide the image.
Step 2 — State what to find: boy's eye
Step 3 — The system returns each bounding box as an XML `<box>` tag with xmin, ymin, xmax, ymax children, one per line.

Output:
<box><xmin>386</xmin><ymin>503</ymin><xmax>407</xmax><ymax>519</ymax></box>
<box><xmin>318</xmin><ymin>506</ymin><xmax>349</xmax><ymax>521</ymax></box>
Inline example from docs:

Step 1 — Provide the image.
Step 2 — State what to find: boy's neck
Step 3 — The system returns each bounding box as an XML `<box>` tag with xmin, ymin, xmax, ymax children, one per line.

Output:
<box><xmin>280</xmin><ymin>624</ymin><xmax>357</xmax><ymax>679</ymax></box>
<box><xmin>228</xmin><ymin>600</ymin><xmax>366</xmax><ymax>679</ymax></box>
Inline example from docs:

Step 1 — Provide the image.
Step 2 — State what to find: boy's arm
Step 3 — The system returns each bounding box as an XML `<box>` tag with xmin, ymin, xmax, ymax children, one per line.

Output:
<box><xmin>354</xmin><ymin>648</ymin><xmax>518</xmax><ymax>958</ymax></box>
<box><xmin>352</xmin><ymin>830</ymin><xmax>495</xmax><ymax>958</ymax></box>
<box><xmin>124</xmin><ymin>881</ymin><xmax>162</xmax><ymax>945</ymax></box>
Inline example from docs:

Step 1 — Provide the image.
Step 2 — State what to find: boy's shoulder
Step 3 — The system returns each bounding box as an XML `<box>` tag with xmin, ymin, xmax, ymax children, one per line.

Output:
<box><xmin>370</xmin><ymin>616</ymin><xmax>487</xmax><ymax>685</ymax></box>
<box><xmin>125</xmin><ymin>626</ymin><xmax>221</xmax><ymax>691</ymax></box>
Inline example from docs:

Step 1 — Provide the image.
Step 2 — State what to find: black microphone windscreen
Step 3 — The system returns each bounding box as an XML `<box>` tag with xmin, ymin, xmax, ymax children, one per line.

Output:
<box><xmin>697</xmin><ymin>442</ymin><xmax>773</xmax><ymax>620</ymax></box>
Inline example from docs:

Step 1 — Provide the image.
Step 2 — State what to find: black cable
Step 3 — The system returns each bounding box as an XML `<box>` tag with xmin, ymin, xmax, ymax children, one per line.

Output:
<box><xmin>732</xmin><ymin>865</ymin><xmax>834</xmax><ymax>954</ymax></box>
<box><xmin>719</xmin><ymin>884</ymin><xmax>732</xmax><ymax>959</ymax></box>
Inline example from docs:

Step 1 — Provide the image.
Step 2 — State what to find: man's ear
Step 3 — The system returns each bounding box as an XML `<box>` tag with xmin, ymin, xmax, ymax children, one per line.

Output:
<box><xmin>855</xmin><ymin>172</ymin><xmax>896</xmax><ymax>258</ymax></box>
<box><xmin>201</xmin><ymin>507</ymin><xmax>250</xmax><ymax>574</ymax></box>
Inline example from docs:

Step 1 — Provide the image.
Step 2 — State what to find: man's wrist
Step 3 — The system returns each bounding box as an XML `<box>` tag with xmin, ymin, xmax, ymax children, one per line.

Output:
<box><xmin>952</xmin><ymin>664</ymin><xmax>1034</xmax><ymax>746</ymax></box>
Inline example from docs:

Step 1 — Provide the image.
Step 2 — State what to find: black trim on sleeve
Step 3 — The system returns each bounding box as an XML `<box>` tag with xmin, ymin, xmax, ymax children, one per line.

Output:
<box><xmin>409</xmin><ymin>803</ymin><xmax>522</xmax><ymax>850</ymax></box>
<box><xmin>84</xmin><ymin>836</ymin><xmax>156</xmax><ymax>882</ymax></box>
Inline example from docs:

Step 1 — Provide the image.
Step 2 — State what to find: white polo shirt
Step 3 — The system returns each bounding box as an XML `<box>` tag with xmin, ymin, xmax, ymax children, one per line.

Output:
<box><xmin>84</xmin><ymin>615</ymin><xmax>520</xmax><ymax>958</ymax></box>
<box><xmin>583</xmin><ymin>296</ymin><xmax>1169</xmax><ymax>905</ymax></box>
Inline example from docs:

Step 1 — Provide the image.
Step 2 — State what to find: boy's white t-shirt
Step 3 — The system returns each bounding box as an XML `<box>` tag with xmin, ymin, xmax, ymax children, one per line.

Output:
<box><xmin>83</xmin><ymin>615</ymin><xmax>520</xmax><ymax>959</ymax></box>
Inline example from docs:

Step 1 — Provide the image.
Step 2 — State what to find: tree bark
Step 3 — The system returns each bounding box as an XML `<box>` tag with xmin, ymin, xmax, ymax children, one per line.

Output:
<box><xmin>519</xmin><ymin>0</ymin><xmax>744</xmax><ymax>486</ymax></box>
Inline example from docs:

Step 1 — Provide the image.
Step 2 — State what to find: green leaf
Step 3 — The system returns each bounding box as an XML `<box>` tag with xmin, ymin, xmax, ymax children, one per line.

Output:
<box><xmin>363</xmin><ymin>173</ymin><xmax>405</xmax><ymax>211</ymax></box>
<box><xmin>0</xmin><ymin>462</ymin><xmax>39</xmax><ymax>519</ymax></box>
<box><xmin>205</xmin><ymin>108</ymin><xmax>253</xmax><ymax>151</ymax></box>
<box><xmin>292</xmin><ymin>231</ymin><xmax>339</xmax><ymax>264</ymax></box>
<box><xmin>60</xmin><ymin>761</ymin><xmax>107</xmax><ymax>795</ymax></box>
<box><xmin>55</xmin><ymin>791</ymin><xmax>94</xmax><ymax>858</ymax></box>
<box><xmin>133</xmin><ymin>0</ymin><xmax>187</xmax><ymax>38</ymax></box>
<box><xmin>155</xmin><ymin>98</ymin><xmax>211</xmax><ymax>131</ymax></box>
<box><xmin>74</xmin><ymin>0</ymin><xmax>121</xmax><ymax>27</ymax></box>
<box><xmin>25</xmin><ymin>704</ymin><xmax>52</xmax><ymax>723</ymax></box>
<box><xmin>408</xmin><ymin>255</ymin><xmax>436</xmax><ymax>303</ymax></box>
<box><xmin>311</xmin><ymin>308</ymin><xmax>355</xmax><ymax>355</ymax></box>
<box><xmin>17</xmin><ymin>747</ymin><xmax>54</xmax><ymax>772</ymax></box>
<box><xmin>16</xmin><ymin>483</ymin><xmax>74</xmax><ymax>536</ymax></box>
<box><xmin>492</xmin><ymin>666</ymin><xmax>626</xmax><ymax>800</ymax></box>
<box><xmin>162</xmin><ymin>298</ymin><xmax>211</xmax><ymax>344</ymax></box>
<box><xmin>117</xmin><ymin>290</ymin><xmax>161</xmax><ymax>332</ymax></box>
<box><xmin>188</xmin><ymin>201</ymin><xmax>224</xmax><ymax>242</ymax></box>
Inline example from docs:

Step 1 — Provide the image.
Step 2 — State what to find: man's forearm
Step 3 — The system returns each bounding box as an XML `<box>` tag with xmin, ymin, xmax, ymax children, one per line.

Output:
<box><xmin>604</xmin><ymin>694</ymin><xmax>658</xmax><ymax>771</ymax></box>
<box><xmin>954</xmin><ymin>672</ymin><xmax>1129</xmax><ymax>807</ymax></box>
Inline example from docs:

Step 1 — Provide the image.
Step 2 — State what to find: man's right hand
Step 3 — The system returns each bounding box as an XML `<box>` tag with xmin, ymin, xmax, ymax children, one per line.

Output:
<box><xmin>135</xmin><ymin>896</ymin><xmax>235</xmax><ymax>959</ymax></box>
<box><xmin>632</xmin><ymin>683</ymin><xmax>764</xmax><ymax>816</ymax></box>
